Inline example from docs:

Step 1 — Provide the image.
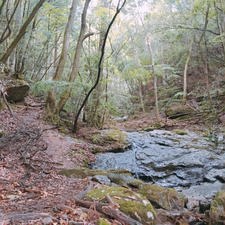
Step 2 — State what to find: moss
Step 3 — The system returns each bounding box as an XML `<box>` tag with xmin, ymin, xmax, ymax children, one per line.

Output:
<box><xmin>86</xmin><ymin>186</ymin><xmax>156</xmax><ymax>225</ymax></box>
<box><xmin>59</xmin><ymin>168</ymin><xmax>131</xmax><ymax>178</ymax></box>
<box><xmin>138</xmin><ymin>183</ymin><xmax>186</xmax><ymax>211</ymax></box>
<box><xmin>98</xmin><ymin>218</ymin><xmax>111</xmax><ymax>225</ymax></box>
<box><xmin>173</xmin><ymin>129</ymin><xmax>188</xmax><ymax>135</ymax></box>
<box><xmin>92</xmin><ymin>129</ymin><xmax>128</xmax><ymax>145</ymax></box>
<box><xmin>209</xmin><ymin>192</ymin><xmax>225</xmax><ymax>224</ymax></box>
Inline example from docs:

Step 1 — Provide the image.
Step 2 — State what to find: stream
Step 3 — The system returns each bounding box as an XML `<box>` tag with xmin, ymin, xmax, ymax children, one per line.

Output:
<box><xmin>93</xmin><ymin>130</ymin><xmax>225</xmax><ymax>202</ymax></box>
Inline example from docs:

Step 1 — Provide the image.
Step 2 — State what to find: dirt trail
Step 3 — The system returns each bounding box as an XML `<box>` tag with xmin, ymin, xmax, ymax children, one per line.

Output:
<box><xmin>0</xmin><ymin>97</ymin><xmax>98</xmax><ymax>224</ymax></box>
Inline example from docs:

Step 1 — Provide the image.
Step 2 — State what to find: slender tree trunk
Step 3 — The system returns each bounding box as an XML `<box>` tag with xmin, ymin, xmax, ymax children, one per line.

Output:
<box><xmin>72</xmin><ymin>0</ymin><xmax>127</xmax><ymax>133</ymax></box>
<box><xmin>47</xmin><ymin>0</ymin><xmax>78</xmax><ymax>114</ymax></box>
<box><xmin>0</xmin><ymin>0</ymin><xmax>7</xmax><ymax>16</ymax></box>
<box><xmin>53</xmin><ymin>0</ymin><xmax>78</xmax><ymax>81</ymax></box>
<box><xmin>0</xmin><ymin>0</ymin><xmax>46</xmax><ymax>64</ymax></box>
<box><xmin>69</xmin><ymin>0</ymin><xmax>91</xmax><ymax>82</ymax></box>
<box><xmin>183</xmin><ymin>39</ymin><xmax>193</xmax><ymax>104</ymax></box>
<box><xmin>56</xmin><ymin>0</ymin><xmax>92</xmax><ymax>114</ymax></box>
<box><xmin>146</xmin><ymin>36</ymin><xmax>160</xmax><ymax>121</ymax></box>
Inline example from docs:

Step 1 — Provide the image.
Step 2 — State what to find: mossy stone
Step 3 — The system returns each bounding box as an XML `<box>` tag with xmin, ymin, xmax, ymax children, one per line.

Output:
<box><xmin>138</xmin><ymin>183</ymin><xmax>186</xmax><ymax>211</ymax></box>
<box><xmin>92</xmin><ymin>129</ymin><xmax>128</xmax><ymax>146</ymax></box>
<box><xmin>209</xmin><ymin>192</ymin><xmax>225</xmax><ymax>225</ymax></box>
<box><xmin>86</xmin><ymin>186</ymin><xmax>156</xmax><ymax>225</ymax></box>
<box><xmin>173</xmin><ymin>129</ymin><xmax>188</xmax><ymax>135</ymax></box>
<box><xmin>59</xmin><ymin>168</ymin><xmax>131</xmax><ymax>178</ymax></box>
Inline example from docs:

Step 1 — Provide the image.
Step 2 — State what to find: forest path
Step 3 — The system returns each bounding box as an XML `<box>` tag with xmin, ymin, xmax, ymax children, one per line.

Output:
<box><xmin>0</xmin><ymin>97</ymin><xmax>97</xmax><ymax>224</ymax></box>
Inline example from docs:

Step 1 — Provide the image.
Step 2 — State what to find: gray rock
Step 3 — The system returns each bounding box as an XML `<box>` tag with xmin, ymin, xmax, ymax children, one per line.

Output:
<box><xmin>92</xmin><ymin>175</ymin><xmax>111</xmax><ymax>185</ymax></box>
<box><xmin>93</xmin><ymin>129</ymin><xmax>225</xmax><ymax>200</ymax></box>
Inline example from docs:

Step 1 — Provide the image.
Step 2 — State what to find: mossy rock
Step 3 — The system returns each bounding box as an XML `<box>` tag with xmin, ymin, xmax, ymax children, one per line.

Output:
<box><xmin>165</xmin><ymin>104</ymin><xmax>193</xmax><ymax>119</ymax></box>
<box><xmin>92</xmin><ymin>129</ymin><xmax>128</xmax><ymax>146</ymax></box>
<box><xmin>59</xmin><ymin>168</ymin><xmax>131</xmax><ymax>178</ymax></box>
<box><xmin>144</xmin><ymin>122</ymin><xmax>165</xmax><ymax>131</ymax></box>
<box><xmin>138</xmin><ymin>183</ymin><xmax>186</xmax><ymax>211</ymax></box>
<box><xmin>173</xmin><ymin>129</ymin><xmax>188</xmax><ymax>135</ymax></box>
<box><xmin>98</xmin><ymin>218</ymin><xmax>111</xmax><ymax>225</ymax></box>
<box><xmin>209</xmin><ymin>192</ymin><xmax>225</xmax><ymax>225</ymax></box>
<box><xmin>5</xmin><ymin>79</ymin><xmax>29</xmax><ymax>102</ymax></box>
<box><xmin>86</xmin><ymin>186</ymin><xmax>156</xmax><ymax>225</ymax></box>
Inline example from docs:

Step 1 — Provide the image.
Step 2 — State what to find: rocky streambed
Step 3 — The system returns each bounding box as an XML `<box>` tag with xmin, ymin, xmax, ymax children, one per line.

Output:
<box><xmin>60</xmin><ymin>129</ymin><xmax>225</xmax><ymax>224</ymax></box>
<box><xmin>92</xmin><ymin>130</ymin><xmax>225</xmax><ymax>217</ymax></box>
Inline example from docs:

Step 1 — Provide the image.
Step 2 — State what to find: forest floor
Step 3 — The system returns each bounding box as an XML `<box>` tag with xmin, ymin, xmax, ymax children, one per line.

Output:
<box><xmin>0</xmin><ymin>96</ymin><xmax>216</xmax><ymax>224</ymax></box>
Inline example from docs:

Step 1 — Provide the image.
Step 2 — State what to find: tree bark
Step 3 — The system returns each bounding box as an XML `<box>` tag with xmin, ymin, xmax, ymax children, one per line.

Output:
<box><xmin>0</xmin><ymin>0</ymin><xmax>46</xmax><ymax>64</ymax></box>
<box><xmin>53</xmin><ymin>0</ymin><xmax>78</xmax><ymax>81</ymax></box>
<box><xmin>146</xmin><ymin>36</ymin><xmax>160</xmax><ymax>121</ymax></box>
<box><xmin>72</xmin><ymin>0</ymin><xmax>127</xmax><ymax>133</ymax></box>
<box><xmin>183</xmin><ymin>39</ymin><xmax>193</xmax><ymax>105</ymax></box>
<box><xmin>0</xmin><ymin>0</ymin><xmax>7</xmax><ymax>16</ymax></box>
<box><xmin>69</xmin><ymin>0</ymin><xmax>91</xmax><ymax>82</ymax></box>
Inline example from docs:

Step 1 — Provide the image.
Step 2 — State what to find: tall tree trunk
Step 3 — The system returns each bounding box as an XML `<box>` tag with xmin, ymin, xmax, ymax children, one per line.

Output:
<box><xmin>53</xmin><ymin>0</ymin><xmax>78</xmax><ymax>81</ymax></box>
<box><xmin>0</xmin><ymin>0</ymin><xmax>7</xmax><ymax>16</ymax></box>
<box><xmin>146</xmin><ymin>36</ymin><xmax>160</xmax><ymax>121</ymax></box>
<box><xmin>183</xmin><ymin>39</ymin><xmax>193</xmax><ymax>105</ymax></box>
<box><xmin>47</xmin><ymin>0</ymin><xmax>78</xmax><ymax>114</ymax></box>
<box><xmin>72</xmin><ymin>0</ymin><xmax>127</xmax><ymax>133</ymax></box>
<box><xmin>56</xmin><ymin>0</ymin><xmax>92</xmax><ymax>114</ymax></box>
<box><xmin>69</xmin><ymin>0</ymin><xmax>91</xmax><ymax>82</ymax></box>
<box><xmin>0</xmin><ymin>0</ymin><xmax>46</xmax><ymax>64</ymax></box>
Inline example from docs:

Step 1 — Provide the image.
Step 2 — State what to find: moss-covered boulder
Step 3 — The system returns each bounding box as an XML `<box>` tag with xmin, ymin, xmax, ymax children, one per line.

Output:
<box><xmin>165</xmin><ymin>104</ymin><xmax>194</xmax><ymax>119</ymax></box>
<box><xmin>86</xmin><ymin>186</ymin><xmax>156</xmax><ymax>225</ymax></box>
<box><xmin>138</xmin><ymin>183</ymin><xmax>186</xmax><ymax>211</ymax></box>
<box><xmin>5</xmin><ymin>79</ymin><xmax>29</xmax><ymax>102</ymax></box>
<box><xmin>173</xmin><ymin>129</ymin><xmax>188</xmax><ymax>135</ymax></box>
<box><xmin>59</xmin><ymin>168</ymin><xmax>131</xmax><ymax>178</ymax></box>
<box><xmin>92</xmin><ymin>129</ymin><xmax>130</xmax><ymax>152</ymax></box>
<box><xmin>209</xmin><ymin>192</ymin><xmax>225</xmax><ymax>225</ymax></box>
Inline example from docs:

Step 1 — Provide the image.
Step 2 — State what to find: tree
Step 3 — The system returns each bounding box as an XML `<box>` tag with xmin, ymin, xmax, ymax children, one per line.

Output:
<box><xmin>0</xmin><ymin>0</ymin><xmax>46</xmax><ymax>64</ymax></box>
<box><xmin>72</xmin><ymin>0</ymin><xmax>127</xmax><ymax>133</ymax></box>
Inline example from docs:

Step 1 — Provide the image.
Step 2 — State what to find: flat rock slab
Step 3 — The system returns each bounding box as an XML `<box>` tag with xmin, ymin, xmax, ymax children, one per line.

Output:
<box><xmin>93</xmin><ymin>129</ymin><xmax>225</xmax><ymax>201</ymax></box>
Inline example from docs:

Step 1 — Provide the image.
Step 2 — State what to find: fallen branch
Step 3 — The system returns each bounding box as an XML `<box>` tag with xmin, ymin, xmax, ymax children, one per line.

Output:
<box><xmin>74</xmin><ymin>198</ymin><xmax>142</xmax><ymax>225</ymax></box>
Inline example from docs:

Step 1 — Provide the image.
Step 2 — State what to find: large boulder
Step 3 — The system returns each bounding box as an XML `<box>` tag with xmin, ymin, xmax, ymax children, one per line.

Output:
<box><xmin>209</xmin><ymin>191</ymin><xmax>225</xmax><ymax>225</ymax></box>
<box><xmin>138</xmin><ymin>183</ymin><xmax>186</xmax><ymax>211</ymax></box>
<box><xmin>5</xmin><ymin>79</ymin><xmax>29</xmax><ymax>102</ymax></box>
<box><xmin>86</xmin><ymin>186</ymin><xmax>156</xmax><ymax>225</ymax></box>
<box><xmin>165</xmin><ymin>104</ymin><xmax>194</xmax><ymax>119</ymax></box>
<box><xmin>91</xmin><ymin>129</ymin><xmax>130</xmax><ymax>152</ymax></box>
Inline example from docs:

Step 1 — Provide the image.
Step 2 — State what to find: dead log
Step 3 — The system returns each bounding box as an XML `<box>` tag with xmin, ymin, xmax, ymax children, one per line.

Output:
<box><xmin>74</xmin><ymin>198</ymin><xmax>142</xmax><ymax>225</ymax></box>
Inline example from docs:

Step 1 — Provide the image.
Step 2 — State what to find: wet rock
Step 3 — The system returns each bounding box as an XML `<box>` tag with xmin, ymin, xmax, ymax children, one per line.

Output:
<box><xmin>93</xmin><ymin>130</ymin><xmax>225</xmax><ymax>195</ymax></box>
<box><xmin>209</xmin><ymin>191</ymin><xmax>225</xmax><ymax>225</ymax></box>
<box><xmin>86</xmin><ymin>186</ymin><xmax>156</xmax><ymax>225</ymax></box>
<box><xmin>5</xmin><ymin>79</ymin><xmax>29</xmax><ymax>102</ymax></box>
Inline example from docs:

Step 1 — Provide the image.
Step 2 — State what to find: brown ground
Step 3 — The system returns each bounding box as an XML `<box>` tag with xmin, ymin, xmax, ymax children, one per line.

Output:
<box><xmin>0</xmin><ymin>97</ymin><xmax>105</xmax><ymax>225</ymax></box>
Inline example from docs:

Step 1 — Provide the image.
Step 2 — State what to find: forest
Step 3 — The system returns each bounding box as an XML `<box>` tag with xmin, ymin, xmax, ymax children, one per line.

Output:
<box><xmin>0</xmin><ymin>0</ymin><xmax>225</xmax><ymax>224</ymax></box>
